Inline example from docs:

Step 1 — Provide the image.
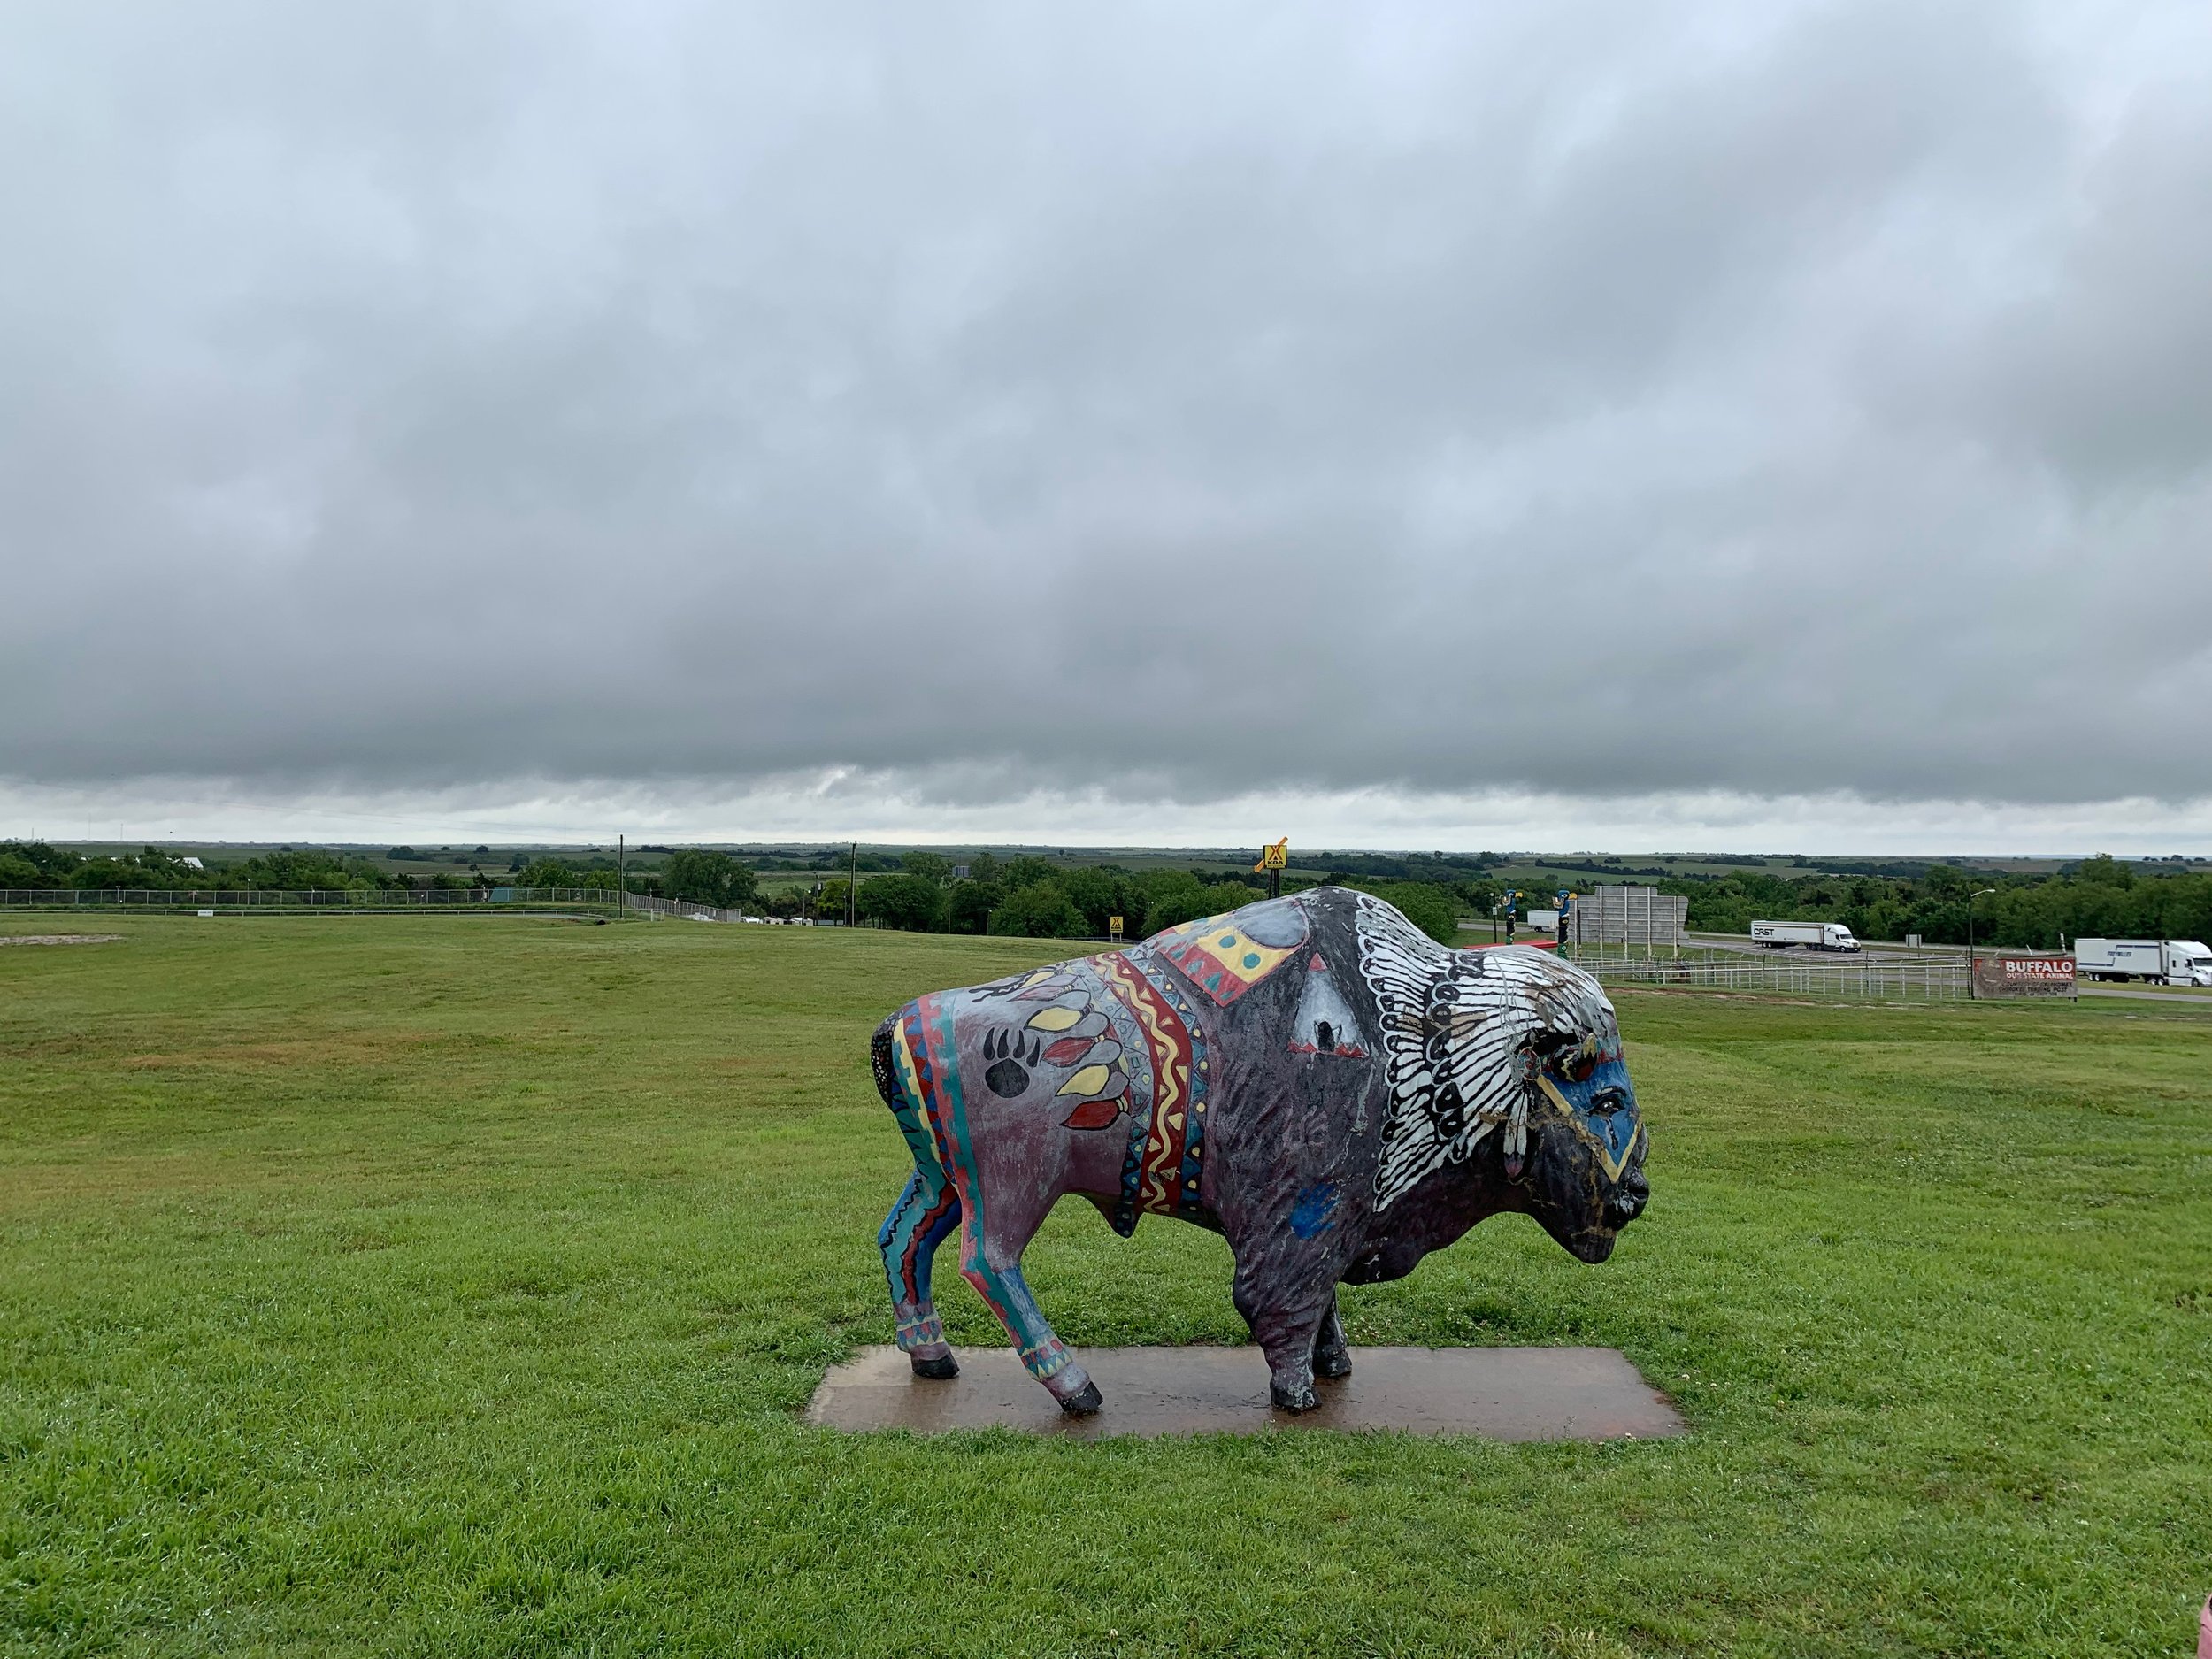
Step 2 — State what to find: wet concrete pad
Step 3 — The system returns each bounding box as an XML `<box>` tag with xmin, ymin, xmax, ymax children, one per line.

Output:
<box><xmin>808</xmin><ymin>1346</ymin><xmax>1683</xmax><ymax>1440</ymax></box>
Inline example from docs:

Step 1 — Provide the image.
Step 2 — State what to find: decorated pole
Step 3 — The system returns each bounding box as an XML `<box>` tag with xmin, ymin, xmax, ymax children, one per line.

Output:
<box><xmin>1253</xmin><ymin>837</ymin><xmax>1289</xmax><ymax>901</ymax></box>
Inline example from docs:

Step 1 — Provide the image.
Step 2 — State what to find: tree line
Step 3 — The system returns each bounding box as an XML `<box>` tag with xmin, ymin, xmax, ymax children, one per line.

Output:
<box><xmin>1648</xmin><ymin>856</ymin><xmax>2212</xmax><ymax>949</ymax></box>
<box><xmin>17</xmin><ymin>837</ymin><xmax>2197</xmax><ymax>951</ymax></box>
<box><xmin>0</xmin><ymin>842</ymin><xmax>435</xmax><ymax>893</ymax></box>
<box><xmin>803</xmin><ymin>854</ymin><xmax>1464</xmax><ymax>943</ymax></box>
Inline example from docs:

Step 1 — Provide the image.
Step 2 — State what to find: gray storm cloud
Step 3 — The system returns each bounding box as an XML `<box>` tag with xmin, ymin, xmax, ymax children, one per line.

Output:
<box><xmin>3</xmin><ymin>1</ymin><xmax>2208</xmax><ymax>813</ymax></box>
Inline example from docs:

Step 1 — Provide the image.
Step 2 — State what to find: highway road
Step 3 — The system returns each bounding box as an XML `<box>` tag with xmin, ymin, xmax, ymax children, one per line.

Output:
<box><xmin>2077</xmin><ymin>985</ymin><xmax>2212</xmax><ymax>1005</ymax></box>
<box><xmin>1682</xmin><ymin>931</ymin><xmax>1937</xmax><ymax>966</ymax></box>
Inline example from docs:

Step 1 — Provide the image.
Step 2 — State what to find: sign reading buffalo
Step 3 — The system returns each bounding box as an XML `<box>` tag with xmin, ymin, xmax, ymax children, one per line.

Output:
<box><xmin>870</xmin><ymin>887</ymin><xmax>1650</xmax><ymax>1415</ymax></box>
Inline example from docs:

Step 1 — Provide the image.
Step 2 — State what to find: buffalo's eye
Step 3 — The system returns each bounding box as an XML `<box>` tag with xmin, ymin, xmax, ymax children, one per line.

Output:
<box><xmin>1588</xmin><ymin>1087</ymin><xmax>1629</xmax><ymax>1116</ymax></box>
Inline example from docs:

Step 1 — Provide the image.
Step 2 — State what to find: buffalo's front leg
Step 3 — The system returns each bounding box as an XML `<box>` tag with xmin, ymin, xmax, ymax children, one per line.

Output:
<box><xmin>1232</xmin><ymin>1263</ymin><xmax>1333</xmax><ymax>1414</ymax></box>
<box><xmin>1311</xmin><ymin>1294</ymin><xmax>1351</xmax><ymax>1380</ymax></box>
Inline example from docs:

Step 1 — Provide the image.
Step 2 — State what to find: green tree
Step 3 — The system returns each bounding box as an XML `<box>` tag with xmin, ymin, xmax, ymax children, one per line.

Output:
<box><xmin>663</xmin><ymin>850</ymin><xmax>759</xmax><ymax>911</ymax></box>
<box><xmin>1458</xmin><ymin>876</ymin><xmax>1503</xmax><ymax>917</ymax></box>
<box><xmin>901</xmin><ymin>851</ymin><xmax>952</xmax><ymax>885</ymax></box>
<box><xmin>1371</xmin><ymin>881</ymin><xmax>1459</xmax><ymax>945</ymax></box>
<box><xmin>518</xmin><ymin>857</ymin><xmax>576</xmax><ymax>888</ymax></box>
<box><xmin>1</xmin><ymin>841</ymin><xmax>81</xmax><ymax>883</ymax></box>
<box><xmin>1004</xmin><ymin>856</ymin><xmax>1056</xmax><ymax>890</ymax></box>
<box><xmin>988</xmin><ymin>881</ymin><xmax>1089</xmax><ymax>938</ymax></box>
<box><xmin>948</xmin><ymin>879</ymin><xmax>1004</xmax><ymax>934</ymax></box>
<box><xmin>69</xmin><ymin>857</ymin><xmax>155</xmax><ymax>890</ymax></box>
<box><xmin>1143</xmin><ymin>881</ymin><xmax>1248</xmax><ymax>934</ymax></box>
<box><xmin>857</xmin><ymin>873</ymin><xmax>947</xmax><ymax>932</ymax></box>
<box><xmin>1058</xmin><ymin>866</ymin><xmax>1140</xmax><ymax>936</ymax></box>
<box><xmin>220</xmin><ymin>849</ymin><xmax>396</xmax><ymax>891</ymax></box>
<box><xmin>1333</xmin><ymin>878</ymin><xmax>1458</xmax><ymax>943</ymax></box>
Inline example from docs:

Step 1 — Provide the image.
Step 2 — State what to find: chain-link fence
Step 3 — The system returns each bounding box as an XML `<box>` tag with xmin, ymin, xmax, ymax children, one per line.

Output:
<box><xmin>1577</xmin><ymin>952</ymin><xmax>1971</xmax><ymax>1001</ymax></box>
<box><xmin>0</xmin><ymin>887</ymin><xmax>626</xmax><ymax>915</ymax></box>
<box><xmin>0</xmin><ymin>887</ymin><xmax>846</xmax><ymax>925</ymax></box>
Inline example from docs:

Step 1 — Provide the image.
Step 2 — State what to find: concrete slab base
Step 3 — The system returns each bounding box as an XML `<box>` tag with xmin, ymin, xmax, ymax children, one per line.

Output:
<box><xmin>807</xmin><ymin>1345</ymin><xmax>1684</xmax><ymax>1440</ymax></box>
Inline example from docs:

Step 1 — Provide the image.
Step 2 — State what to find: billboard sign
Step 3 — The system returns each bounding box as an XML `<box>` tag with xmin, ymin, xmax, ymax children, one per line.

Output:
<box><xmin>1972</xmin><ymin>954</ymin><xmax>2077</xmax><ymax>999</ymax></box>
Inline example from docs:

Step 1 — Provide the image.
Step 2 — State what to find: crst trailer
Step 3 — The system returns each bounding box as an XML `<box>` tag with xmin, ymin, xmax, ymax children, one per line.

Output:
<box><xmin>1749</xmin><ymin>919</ymin><xmax>1861</xmax><ymax>953</ymax></box>
<box><xmin>2074</xmin><ymin>938</ymin><xmax>2212</xmax><ymax>986</ymax></box>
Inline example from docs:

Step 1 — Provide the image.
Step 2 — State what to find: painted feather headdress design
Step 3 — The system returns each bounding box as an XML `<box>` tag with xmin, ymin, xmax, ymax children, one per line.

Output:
<box><xmin>1353</xmin><ymin>892</ymin><xmax>1615</xmax><ymax>1210</ymax></box>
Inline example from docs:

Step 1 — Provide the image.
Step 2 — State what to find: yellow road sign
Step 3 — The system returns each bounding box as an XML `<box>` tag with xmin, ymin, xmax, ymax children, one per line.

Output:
<box><xmin>1253</xmin><ymin>838</ymin><xmax>1289</xmax><ymax>872</ymax></box>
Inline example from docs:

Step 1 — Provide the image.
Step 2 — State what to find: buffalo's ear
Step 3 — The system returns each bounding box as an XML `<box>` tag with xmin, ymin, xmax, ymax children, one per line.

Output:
<box><xmin>1526</xmin><ymin>1027</ymin><xmax>1578</xmax><ymax>1061</ymax></box>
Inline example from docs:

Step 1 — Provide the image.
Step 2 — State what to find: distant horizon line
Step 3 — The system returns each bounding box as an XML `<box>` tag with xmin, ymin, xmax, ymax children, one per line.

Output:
<box><xmin>12</xmin><ymin>837</ymin><xmax>2203</xmax><ymax>865</ymax></box>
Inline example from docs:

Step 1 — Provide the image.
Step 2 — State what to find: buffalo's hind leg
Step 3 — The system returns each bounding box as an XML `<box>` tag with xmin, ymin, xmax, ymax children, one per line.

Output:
<box><xmin>955</xmin><ymin>1194</ymin><xmax>1101</xmax><ymax>1415</ymax></box>
<box><xmin>873</xmin><ymin>1016</ymin><xmax>962</xmax><ymax>1379</ymax></box>
<box><xmin>879</xmin><ymin>1169</ymin><xmax>962</xmax><ymax>1379</ymax></box>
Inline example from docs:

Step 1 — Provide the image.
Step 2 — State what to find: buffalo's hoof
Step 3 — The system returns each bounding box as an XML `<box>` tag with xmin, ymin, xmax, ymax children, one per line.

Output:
<box><xmin>1271</xmin><ymin>1380</ymin><xmax>1318</xmax><ymax>1413</ymax></box>
<box><xmin>1314</xmin><ymin>1348</ymin><xmax>1353</xmax><ymax>1381</ymax></box>
<box><xmin>910</xmin><ymin>1352</ymin><xmax>959</xmax><ymax>1381</ymax></box>
<box><xmin>1058</xmin><ymin>1380</ymin><xmax>1104</xmax><ymax>1417</ymax></box>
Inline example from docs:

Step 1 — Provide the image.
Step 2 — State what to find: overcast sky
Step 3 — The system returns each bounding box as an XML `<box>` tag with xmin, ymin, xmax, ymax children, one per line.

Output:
<box><xmin>4</xmin><ymin>2</ymin><xmax>2209</xmax><ymax>852</ymax></box>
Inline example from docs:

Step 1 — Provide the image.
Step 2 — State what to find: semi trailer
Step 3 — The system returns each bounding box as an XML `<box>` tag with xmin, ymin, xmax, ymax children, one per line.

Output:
<box><xmin>2074</xmin><ymin>938</ymin><xmax>2212</xmax><ymax>986</ymax></box>
<box><xmin>1749</xmin><ymin>919</ymin><xmax>1861</xmax><ymax>952</ymax></box>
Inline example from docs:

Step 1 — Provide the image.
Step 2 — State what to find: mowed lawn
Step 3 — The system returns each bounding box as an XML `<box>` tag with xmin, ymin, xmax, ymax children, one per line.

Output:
<box><xmin>3</xmin><ymin>918</ymin><xmax>2209</xmax><ymax>1658</ymax></box>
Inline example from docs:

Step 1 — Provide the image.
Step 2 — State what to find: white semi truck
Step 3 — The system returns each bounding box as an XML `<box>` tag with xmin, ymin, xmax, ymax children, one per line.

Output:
<box><xmin>2074</xmin><ymin>938</ymin><xmax>2212</xmax><ymax>986</ymax></box>
<box><xmin>1749</xmin><ymin>919</ymin><xmax>1861</xmax><ymax>953</ymax></box>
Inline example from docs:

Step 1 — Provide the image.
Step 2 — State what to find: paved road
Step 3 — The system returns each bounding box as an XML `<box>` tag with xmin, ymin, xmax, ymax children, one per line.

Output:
<box><xmin>2078</xmin><ymin>985</ymin><xmax>2212</xmax><ymax>1005</ymax></box>
<box><xmin>1682</xmin><ymin>932</ymin><xmax>1935</xmax><ymax>966</ymax></box>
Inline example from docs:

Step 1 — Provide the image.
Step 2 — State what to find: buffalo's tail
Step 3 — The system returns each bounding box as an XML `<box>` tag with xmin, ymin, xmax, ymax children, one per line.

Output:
<box><xmin>872</xmin><ymin>1008</ymin><xmax>947</xmax><ymax>1183</ymax></box>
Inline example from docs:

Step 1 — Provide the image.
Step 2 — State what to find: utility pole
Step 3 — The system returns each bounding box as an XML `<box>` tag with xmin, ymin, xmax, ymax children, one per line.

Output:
<box><xmin>848</xmin><ymin>841</ymin><xmax>858</xmax><ymax>928</ymax></box>
<box><xmin>1966</xmin><ymin>887</ymin><xmax>1996</xmax><ymax>998</ymax></box>
<box><xmin>618</xmin><ymin>833</ymin><xmax>626</xmax><ymax>921</ymax></box>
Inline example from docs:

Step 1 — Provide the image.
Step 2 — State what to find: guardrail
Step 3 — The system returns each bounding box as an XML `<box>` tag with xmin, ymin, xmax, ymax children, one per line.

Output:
<box><xmin>619</xmin><ymin>890</ymin><xmax>760</xmax><ymax>924</ymax></box>
<box><xmin>1578</xmin><ymin>954</ymin><xmax>1971</xmax><ymax>1001</ymax></box>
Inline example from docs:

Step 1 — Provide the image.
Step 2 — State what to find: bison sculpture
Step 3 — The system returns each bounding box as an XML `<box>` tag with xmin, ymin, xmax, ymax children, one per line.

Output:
<box><xmin>871</xmin><ymin>886</ymin><xmax>1648</xmax><ymax>1415</ymax></box>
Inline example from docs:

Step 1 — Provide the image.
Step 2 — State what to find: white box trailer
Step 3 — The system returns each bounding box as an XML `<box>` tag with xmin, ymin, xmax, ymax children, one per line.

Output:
<box><xmin>2074</xmin><ymin>938</ymin><xmax>2212</xmax><ymax>986</ymax></box>
<box><xmin>1749</xmin><ymin>919</ymin><xmax>1861</xmax><ymax>953</ymax></box>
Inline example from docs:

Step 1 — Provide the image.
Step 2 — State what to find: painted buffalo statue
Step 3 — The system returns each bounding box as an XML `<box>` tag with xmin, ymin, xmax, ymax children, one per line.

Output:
<box><xmin>870</xmin><ymin>886</ymin><xmax>1649</xmax><ymax>1415</ymax></box>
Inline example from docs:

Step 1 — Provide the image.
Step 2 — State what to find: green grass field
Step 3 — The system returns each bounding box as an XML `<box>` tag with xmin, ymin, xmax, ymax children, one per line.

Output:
<box><xmin>4</xmin><ymin>917</ymin><xmax>2209</xmax><ymax>1657</ymax></box>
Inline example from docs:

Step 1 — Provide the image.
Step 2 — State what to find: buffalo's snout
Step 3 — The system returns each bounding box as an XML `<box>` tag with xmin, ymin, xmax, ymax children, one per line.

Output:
<box><xmin>1609</xmin><ymin>1164</ymin><xmax>1649</xmax><ymax>1227</ymax></box>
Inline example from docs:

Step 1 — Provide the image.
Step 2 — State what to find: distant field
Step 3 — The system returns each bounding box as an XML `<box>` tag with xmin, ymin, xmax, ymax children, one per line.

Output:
<box><xmin>3</xmin><ymin>917</ymin><xmax>2208</xmax><ymax>1656</ymax></box>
